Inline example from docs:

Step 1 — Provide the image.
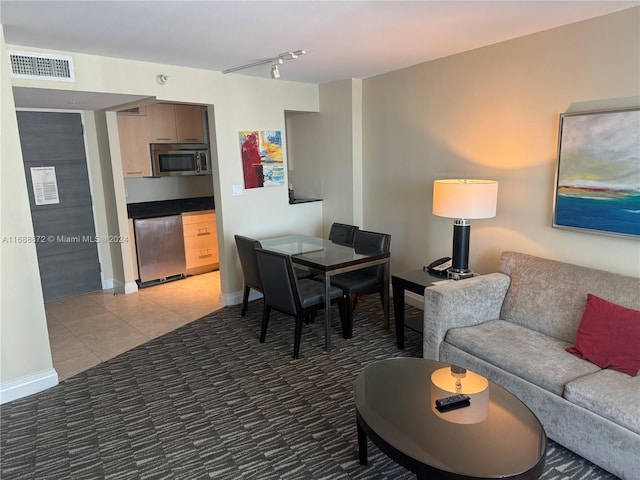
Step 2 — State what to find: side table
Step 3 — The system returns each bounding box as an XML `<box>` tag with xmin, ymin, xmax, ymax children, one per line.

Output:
<box><xmin>392</xmin><ymin>269</ymin><xmax>447</xmax><ymax>349</ymax></box>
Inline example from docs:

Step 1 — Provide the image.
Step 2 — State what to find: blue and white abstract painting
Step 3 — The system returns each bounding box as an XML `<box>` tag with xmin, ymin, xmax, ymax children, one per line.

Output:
<box><xmin>554</xmin><ymin>108</ymin><xmax>640</xmax><ymax>237</ymax></box>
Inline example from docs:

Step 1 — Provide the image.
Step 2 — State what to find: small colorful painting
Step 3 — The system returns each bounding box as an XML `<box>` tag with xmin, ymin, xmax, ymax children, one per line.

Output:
<box><xmin>238</xmin><ymin>130</ymin><xmax>284</xmax><ymax>189</ymax></box>
<box><xmin>553</xmin><ymin>108</ymin><xmax>640</xmax><ymax>237</ymax></box>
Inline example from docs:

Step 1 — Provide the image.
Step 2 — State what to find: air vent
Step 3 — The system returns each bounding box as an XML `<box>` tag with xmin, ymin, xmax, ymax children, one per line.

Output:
<box><xmin>8</xmin><ymin>51</ymin><xmax>75</xmax><ymax>82</ymax></box>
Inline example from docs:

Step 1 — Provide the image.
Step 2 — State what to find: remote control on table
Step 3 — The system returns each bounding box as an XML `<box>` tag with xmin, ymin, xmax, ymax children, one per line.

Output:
<box><xmin>435</xmin><ymin>394</ymin><xmax>471</xmax><ymax>412</ymax></box>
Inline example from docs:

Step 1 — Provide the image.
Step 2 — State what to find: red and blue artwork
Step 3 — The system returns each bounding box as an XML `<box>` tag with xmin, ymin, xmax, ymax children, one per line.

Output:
<box><xmin>239</xmin><ymin>130</ymin><xmax>284</xmax><ymax>189</ymax></box>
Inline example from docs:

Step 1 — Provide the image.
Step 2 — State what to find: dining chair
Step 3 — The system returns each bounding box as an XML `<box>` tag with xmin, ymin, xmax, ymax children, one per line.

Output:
<box><xmin>255</xmin><ymin>248</ymin><xmax>347</xmax><ymax>359</ymax></box>
<box><xmin>329</xmin><ymin>229</ymin><xmax>391</xmax><ymax>338</ymax></box>
<box><xmin>235</xmin><ymin>234</ymin><xmax>314</xmax><ymax>316</ymax></box>
<box><xmin>328</xmin><ymin>222</ymin><xmax>359</xmax><ymax>246</ymax></box>
<box><xmin>234</xmin><ymin>234</ymin><xmax>264</xmax><ymax>316</ymax></box>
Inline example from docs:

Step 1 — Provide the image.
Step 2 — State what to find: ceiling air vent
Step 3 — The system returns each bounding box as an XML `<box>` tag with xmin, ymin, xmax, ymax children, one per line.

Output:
<box><xmin>8</xmin><ymin>51</ymin><xmax>75</xmax><ymax>82</ymax></box>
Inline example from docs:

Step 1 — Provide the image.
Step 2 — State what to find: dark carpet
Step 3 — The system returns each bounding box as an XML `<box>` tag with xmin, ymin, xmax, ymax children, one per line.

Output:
<box><xmin>1</xmin><ymin>297</ymin><xmax>619</xmax><ymax>479</ymax></box>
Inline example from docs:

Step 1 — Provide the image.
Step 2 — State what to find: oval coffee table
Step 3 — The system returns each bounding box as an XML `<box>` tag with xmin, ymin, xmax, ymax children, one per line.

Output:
<box><xmin>354</xmin><ymin>358</ymin><xmax>546</xmax><ymax>479</ymax></box>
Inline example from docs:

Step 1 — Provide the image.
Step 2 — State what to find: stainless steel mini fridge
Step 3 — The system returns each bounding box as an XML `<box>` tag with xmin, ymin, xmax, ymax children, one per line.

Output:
<box><xmin>134</xmin><ymin>215</ymin><xmax>186</xmax><ymax>285</ymax></box>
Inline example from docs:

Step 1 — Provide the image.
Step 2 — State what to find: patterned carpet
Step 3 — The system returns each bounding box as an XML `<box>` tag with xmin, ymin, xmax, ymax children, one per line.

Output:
<box><xmin>1</xmin><ymin>297</ymin><xmax>619</xmax><ymax>479</ymax></box>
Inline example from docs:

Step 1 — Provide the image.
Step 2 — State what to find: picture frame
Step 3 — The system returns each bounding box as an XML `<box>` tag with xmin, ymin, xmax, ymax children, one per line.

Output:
<box><xmin>238</xmin><ymin>130</ymin><xmax>284</xmax><ymax>189</ymax></box>
<box><xmin>553</xmin><ymin>107</ymin><xmax>640</xmax><ymax>238</ymax></box>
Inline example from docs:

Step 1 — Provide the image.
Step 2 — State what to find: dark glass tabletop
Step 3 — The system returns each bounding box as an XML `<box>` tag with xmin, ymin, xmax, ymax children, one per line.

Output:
<box><xmin>354</xmin><ymin>358</ymin><xmax>546</xmax><ymax>479</ymax></box>
<box><xmin>261</xmin><ymin>234</ymin><xmax>388</xmax><ymax>272</ymax></box>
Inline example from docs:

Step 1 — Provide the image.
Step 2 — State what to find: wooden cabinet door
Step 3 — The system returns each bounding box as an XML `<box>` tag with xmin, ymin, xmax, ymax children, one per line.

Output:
<box><xmin>175</xmin><ymin>104</ymin><xmax>205</xmax><ymax>143</ymax></box>
<box><xmin>147</xmin><ymin>103</ymin><xmax>177</xmax><ymax>143</ymax></box>
<box><xmin>117</xmin><ymin>114</ymin><xmax>152</xmax><ymax>177</ymax></box>
<box><xmin>182</xmin><ymin>211</ymin><xmax>218</xmax><ymax>271</ymax></box>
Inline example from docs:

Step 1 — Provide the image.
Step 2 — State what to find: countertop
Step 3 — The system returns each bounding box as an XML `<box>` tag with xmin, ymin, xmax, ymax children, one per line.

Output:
<box><xmin>289</xmin><ymin>196</ymin><xmax>322</xmax><ymax>204</ymax></box>
<box><xmin>127</xmin><ymin>196</ymin><xmax>214</xmax><ymax>219</ymax></box>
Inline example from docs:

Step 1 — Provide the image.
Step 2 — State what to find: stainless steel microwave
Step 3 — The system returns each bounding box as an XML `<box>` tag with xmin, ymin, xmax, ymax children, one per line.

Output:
<box><xmin>151</xmin><ymin>144</ymin><xmax>211</xmax><ymax>177</ymax></box>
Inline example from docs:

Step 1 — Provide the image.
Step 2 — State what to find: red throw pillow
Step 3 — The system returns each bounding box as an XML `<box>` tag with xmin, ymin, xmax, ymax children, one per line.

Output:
<box><xmin>566</xmin><ymin>294</ymin><xmax>640</xmax><ymax>376</ymax></box>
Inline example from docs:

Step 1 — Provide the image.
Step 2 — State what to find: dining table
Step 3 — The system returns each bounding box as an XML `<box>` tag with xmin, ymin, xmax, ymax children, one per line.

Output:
<box><xmin>260</xmin><ymin>234</ymin><xmax>390</xmax><ymax>352</ymax></box>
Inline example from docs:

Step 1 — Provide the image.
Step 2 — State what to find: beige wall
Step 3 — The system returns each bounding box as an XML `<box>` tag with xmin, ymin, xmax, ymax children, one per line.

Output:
<box><xmin>0</xmin><ymin>26</ymin><xmax>56</xmax><ymax>400</ymax></box>
<box><xmin>362</xmin><ymin>7</ymin><xmax>640</xmax><ymax>277</ymax></box>
<box><xmin>286</xmin><ymin>80</ymin><xmax>364</xmax><ymax>236</ymax></box>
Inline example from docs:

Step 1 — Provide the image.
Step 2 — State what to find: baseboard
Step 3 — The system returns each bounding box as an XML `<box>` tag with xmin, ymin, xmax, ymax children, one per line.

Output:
<box><xmin>220</xmin><ymin>289</ymin><xmax>262</xmax><ymax>307</ymax></box>
<box><xmin>405</xmin><ymin>290</ymin><xmax>425</xmax><ymax>310</ymax></box>
<box><xmin>0</xmin><ymin>368</ymin><xmax>58</xmax><ymax>405</ymax></box>
<box><xmin>124</xmin><ymin>281</ymin><xmax>138</xmax><ymax>294</ymax></box>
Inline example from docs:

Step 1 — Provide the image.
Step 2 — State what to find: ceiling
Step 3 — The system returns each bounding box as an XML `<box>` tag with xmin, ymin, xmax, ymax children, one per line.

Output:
<box><xmin>2</xmin><ymin>1</ymin><xmax>638</xmax><ymax>109</ymax></box>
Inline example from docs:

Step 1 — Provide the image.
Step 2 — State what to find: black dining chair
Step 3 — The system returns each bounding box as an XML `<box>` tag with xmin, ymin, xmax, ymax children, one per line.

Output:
<box><xmin>235</xmin><ymin>234</ymin><xmax>264</xmax><ymax>316</ymax></box>
<box><xmin>328</xmin><ymin>222</ymin><xmax>359</xmax><ymax>246</ymax></box>
<box><xmin>235</xmin><ymin>234</ymin><xmax>314</xmax><ymax>316</ymax></box>
<box><xmin>256</xmin><ymin>248</ymin><xmax>347</xmax><ymax>359</ymax></box>
<box><xmin>329</xmin><ymin>229</ymin><xmax>391</xmax><ymax>338</ymax></box>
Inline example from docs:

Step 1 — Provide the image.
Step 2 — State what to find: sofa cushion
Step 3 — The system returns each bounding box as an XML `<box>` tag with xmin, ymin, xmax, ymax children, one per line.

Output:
<box><xmin>566</xmin><ymin>294</ymin><xmax>640</xmax><ymax>376</ymax></box>
<box><xmin>444</xmin><ymin>320</ymin><xmax>601</xmax><ymax>396</ymax></box>
<box><xmin>498</xmin><ymin>251</ymin><xmax>640</xmax><ymax>344</ymax></box>
<box><xmin>564</xmin><ymin>369</ymin><xmax>640</xmax><ymax>435</ymax></box>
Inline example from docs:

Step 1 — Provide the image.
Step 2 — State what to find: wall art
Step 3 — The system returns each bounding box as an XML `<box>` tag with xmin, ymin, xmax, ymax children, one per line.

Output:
<box><xmin>553</xmin><ymin>107</ymin><xmax>640</xmax><ymax>237</ymax></box>
<box><xmin>239</xmin><ymin>130</ymin><xmax>284</xmax><ymax>189</ymax></box>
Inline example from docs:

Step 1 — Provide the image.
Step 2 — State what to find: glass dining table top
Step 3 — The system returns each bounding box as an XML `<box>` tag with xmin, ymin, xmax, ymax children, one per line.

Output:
<box><xmin>261</xmin><ymin>234</ymin><xmax>389</xmax><ymax>272</ymax></box>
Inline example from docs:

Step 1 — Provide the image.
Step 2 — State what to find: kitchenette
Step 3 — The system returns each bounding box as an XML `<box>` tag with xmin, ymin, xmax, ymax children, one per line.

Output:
<box><xmin>118</xmin><ymin>102</ymin><xmax>219</xmax><ymax>287</ymax></box>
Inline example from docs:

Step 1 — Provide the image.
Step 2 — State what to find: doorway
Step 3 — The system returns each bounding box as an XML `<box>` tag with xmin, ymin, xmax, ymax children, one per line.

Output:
<box><xmin>17</xmin><ymin>111</ymin><xmax>102</xmax><ymax>301</ymax></box>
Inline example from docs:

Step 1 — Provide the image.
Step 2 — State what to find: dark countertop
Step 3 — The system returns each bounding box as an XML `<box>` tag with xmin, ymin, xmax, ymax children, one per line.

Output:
<box><xmin>290</xmin><ymin>197</ymin><xmax>322</xmax><ymax>204</ymax></box>
<box><xmin>127</xmin><ymin>196</ymin><xmax>214</xmax><ymax>219</ymax></box>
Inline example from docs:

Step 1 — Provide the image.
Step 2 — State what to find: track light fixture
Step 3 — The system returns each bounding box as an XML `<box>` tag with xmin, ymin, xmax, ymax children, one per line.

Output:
<box><xmin>222</xmin><ymin>50</ymin><xmax>306</xmax><ymax>79</ymax></box>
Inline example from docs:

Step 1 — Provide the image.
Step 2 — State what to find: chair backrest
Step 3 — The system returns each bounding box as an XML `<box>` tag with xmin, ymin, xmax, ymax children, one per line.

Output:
<box><xmin>234</xmin><ymin>234</ymin><xmax>264</xmax><ymax>291</ymax></box>
<box><xmin>255</xmin><ymin>248</ymin><xmax>301</xmax><ymax>316</ymax></box>
<box><xmin>328</xmin><ymin>222</ymin><xmax>359</xmax><ymax>246</ymax></box>
<box><xmin>353</xmin><ymin>230</ymin><xmax>391</xmax><ymax>278</ymax></box>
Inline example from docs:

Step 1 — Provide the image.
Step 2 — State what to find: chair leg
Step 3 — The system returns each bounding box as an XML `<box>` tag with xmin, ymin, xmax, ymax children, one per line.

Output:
<box><xmin>260</xmin><ymin>305</ymin><xmax>271</xmax><ymax>343</ymax></box>
<box><xmin>293</xmin><ymin>314</ymin><xmax>304</xmax><ymax>359</ymax></box>
<box><xmin>345</xmin><ymin>294</ymin><xmax>357</xmax><ymax>339</ymax></box>
<box><xmin>241</xmin><ymin>285</ymin><xmax>250</xmax><ymax>316</ymax></box>
<box><xmin>305</xmin><ymin>306</ymin><xmax>318</xmax><ymax>324</ymax></box>
<box><xmin>338</xmin><ymin>297</ymin><xmax>349</xmax><ymax>339</ymax></box>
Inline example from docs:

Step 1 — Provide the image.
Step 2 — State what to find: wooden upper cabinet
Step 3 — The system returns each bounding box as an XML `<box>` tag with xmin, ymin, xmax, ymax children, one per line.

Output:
<box><xmin>147</xmin><ymin>103</ymin><xmax>205</xmax><ymax>144</ymax></box>
<box><xmin>175</xmin><ymin>104</ymin><xmax>205</xmax><ymax>143</ymax></box>
<box><xmin>117</xmin><ymin>114</ymin><xmax>152</xmax><ymax>177</ymax></box>
<box><xmin>147</xmin><ymin>103</ymin><xmax>177</xmax><ymax>143</ymax></box>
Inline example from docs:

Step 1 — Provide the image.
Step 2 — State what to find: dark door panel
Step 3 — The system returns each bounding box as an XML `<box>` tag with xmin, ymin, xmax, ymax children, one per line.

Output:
<box><xmin>17</xmin><ymin>111</ymin><xmax>102</xmax><ymax>301</ymax></box>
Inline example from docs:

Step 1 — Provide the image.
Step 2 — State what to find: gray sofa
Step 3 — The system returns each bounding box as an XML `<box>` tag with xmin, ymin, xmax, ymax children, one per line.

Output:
<box><xmin>423</xmin><ymin>251</ymin><xmax>639</xmax><ymax>479</ymax></box>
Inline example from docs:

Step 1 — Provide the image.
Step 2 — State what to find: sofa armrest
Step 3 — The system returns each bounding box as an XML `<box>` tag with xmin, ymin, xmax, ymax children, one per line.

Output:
<box><xmin>423</xmin><ymin>273</ymin><xmax>511</xmax><ymax>360</ymax></box>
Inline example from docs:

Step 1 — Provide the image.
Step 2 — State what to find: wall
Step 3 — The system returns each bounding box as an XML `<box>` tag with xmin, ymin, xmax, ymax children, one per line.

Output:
<box><xmin>362</xmin><ymin>7</ymin><xmax>640</xmax><ymax>277</ymax></box>
<box><xmin>1</xmin><ymin>41</ymin><xmax>320</xmax><ymax>398</ymax></box>
<box><xmin>124</xmin><ymin>176</ymin><xmax>214</xmax><ymax>204</ymax></box>
<box><xmin>0</xmin><ymin>26</ymin><xmax>57</xmax><ymax>402</ymax></box>
<box><xmin>286</xmin><ymin>80</ymin><xmax>364</xmax><ymax>236</ymax></box>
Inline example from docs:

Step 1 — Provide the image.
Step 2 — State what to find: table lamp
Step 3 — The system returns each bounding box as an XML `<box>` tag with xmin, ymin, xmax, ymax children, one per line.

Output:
<box><xmin>432</xmin><ymin>179</ymin><xmax>498</xmax><ymax>280</ymax></box>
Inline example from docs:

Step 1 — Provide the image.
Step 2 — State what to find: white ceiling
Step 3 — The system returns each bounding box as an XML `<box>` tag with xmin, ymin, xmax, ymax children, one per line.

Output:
<box><xmin>2</xmin><ymin>0</ymin><xmax>638</xmax><ymax>109</ymax></box>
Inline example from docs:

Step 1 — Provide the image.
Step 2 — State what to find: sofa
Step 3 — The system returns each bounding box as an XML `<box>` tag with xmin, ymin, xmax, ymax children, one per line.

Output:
<box><xmin>422</xmin><ymin>251</ymin><xmax>639</xmax><ymax>479</ymax></box>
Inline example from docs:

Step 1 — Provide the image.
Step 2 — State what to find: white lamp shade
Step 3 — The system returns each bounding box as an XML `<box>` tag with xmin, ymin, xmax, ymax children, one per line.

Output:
<box><xmin>433</xmin><ymin>179</ymin><xmax>498</xmax><ymax>219</ymax></box>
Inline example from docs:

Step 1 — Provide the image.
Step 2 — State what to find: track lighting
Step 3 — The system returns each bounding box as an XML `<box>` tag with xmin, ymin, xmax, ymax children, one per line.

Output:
<box><xmin>222</xmin><ymin>49</ymin><xmax>306</xmax><ymax>79</ymax></box>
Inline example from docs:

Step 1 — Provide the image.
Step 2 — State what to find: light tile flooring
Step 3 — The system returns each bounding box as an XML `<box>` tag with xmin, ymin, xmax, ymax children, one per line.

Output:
<box><xmin>45</xmin><ymin>271</ymin><xmax>224</xmax><ymax>381</ymax></box>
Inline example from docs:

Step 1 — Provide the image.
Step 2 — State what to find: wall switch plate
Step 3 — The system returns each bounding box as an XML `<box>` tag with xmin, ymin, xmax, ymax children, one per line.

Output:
<box><xmin>232</xmin><ymin>185</ymin><xmax>243</xmax><ymax>196</ymax></box>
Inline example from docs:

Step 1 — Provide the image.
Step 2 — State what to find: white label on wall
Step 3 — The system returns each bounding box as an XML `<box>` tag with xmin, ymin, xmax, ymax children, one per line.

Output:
<box><xmin>31</xmin><ymin>166</ymin><xmax>60</xmax><ymax>205</ymax></box>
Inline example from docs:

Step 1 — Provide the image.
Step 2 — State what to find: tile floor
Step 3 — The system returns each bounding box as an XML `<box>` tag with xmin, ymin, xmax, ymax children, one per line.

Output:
<box><xmin>45</xmin><ymin>271</ymin><xmax>224</xmax><ymax>381</ymax></box>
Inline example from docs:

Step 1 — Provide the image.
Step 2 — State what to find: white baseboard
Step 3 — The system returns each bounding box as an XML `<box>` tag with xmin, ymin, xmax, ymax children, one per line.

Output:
<box><xmin>124</xmin><ymin>281</ymin><xmax>138</xmax><ymax>294</ymax></box>
<box><xmin>0</xmin><ymin>368</ymin><xmax>58</xmax><ymax>404</ymax></box>
<box><xmin>405</xmin><ymin>290</ymin><xmax>425</xmax><ymax>310</ymax></box>
<box><xmin>220</xmin><ymin>290</ymin><xmax>262</xmax><ymax>307</ymax></box>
